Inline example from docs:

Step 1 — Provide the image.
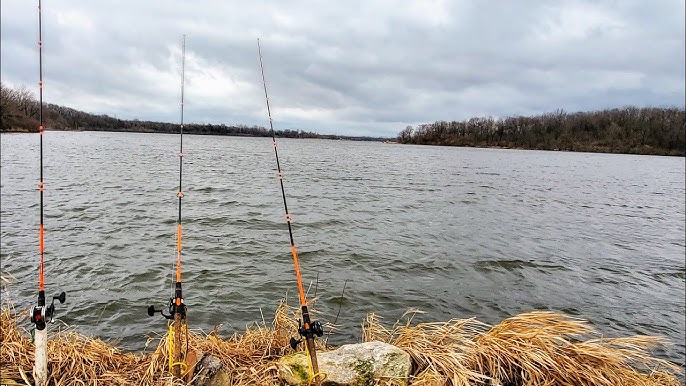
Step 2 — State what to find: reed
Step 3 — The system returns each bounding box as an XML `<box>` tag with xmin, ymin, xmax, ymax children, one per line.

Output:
<box><xmin>363</xmin><ymin>310</ymin><xmax>683</xmax><ymax>386</ymax></box>
<box><xmin>1</xmin><ymin>299</ymin><xmax>682</xmax><ymax>385</ymax></box>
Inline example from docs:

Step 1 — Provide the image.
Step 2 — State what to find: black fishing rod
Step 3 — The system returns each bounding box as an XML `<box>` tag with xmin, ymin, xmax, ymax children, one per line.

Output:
<box><xmin>147</xmin><ymin>34</ymin><xmax>188</xmax><ymax>380</ymax></box>
<box><xmin>257</xmin><ymin>38</ymin><xmax>324</xmax><ymax>381</ymax></box>
<box><xmin>30</xmin><ymin>2</ymin><xmax>66</xmax><ymax>385</ymax></box>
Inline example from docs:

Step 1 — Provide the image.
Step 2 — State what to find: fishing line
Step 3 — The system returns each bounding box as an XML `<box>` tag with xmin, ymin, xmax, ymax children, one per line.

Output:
<box><xmin>257</xmin><ymin>38</ymin><xmax>325</xmax><ymax>382</ymax></box>
<box><xmin>325</xmin><ymin>280</ymin><xmax>348</xmax><ymax>346</ymax></box>
<box><xmin>30</xmin><ymin>2</ymin><xmax>66</xmax><ymax>386</ymax></box>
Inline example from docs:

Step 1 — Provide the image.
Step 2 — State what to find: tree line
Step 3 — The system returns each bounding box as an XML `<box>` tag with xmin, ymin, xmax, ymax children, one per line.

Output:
<box><xmin>397</xmin><ymin>107</ymin><xmax>685</xmax><ymax>156</ymax></box>
<box><xmin>0</xmin><ymin>82</ymin><xmax>385</xmax><ymax>141</ymax></box>
<box><xmin>4</xmin><ymin>82</ymin><xmax>682</xmax><ymax>153</ymax></box>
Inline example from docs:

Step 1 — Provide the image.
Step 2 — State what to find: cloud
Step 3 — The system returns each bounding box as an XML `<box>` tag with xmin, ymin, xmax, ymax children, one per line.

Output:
<box><xmin>1</xmin><ymin>0</ymin><xmax>683</xmax><ymax>137</ymax></box>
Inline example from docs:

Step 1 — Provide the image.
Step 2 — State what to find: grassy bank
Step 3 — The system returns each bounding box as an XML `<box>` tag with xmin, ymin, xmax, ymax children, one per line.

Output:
<box><xmin>1</xmin><ymin>300</ymin><xmax>682</xmax><ymax>385</ymax></box>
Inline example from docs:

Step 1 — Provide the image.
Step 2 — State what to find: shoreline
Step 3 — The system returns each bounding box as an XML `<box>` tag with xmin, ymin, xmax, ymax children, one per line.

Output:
<box><xmin>1</xmin><ymin>297</ymin><xmax>682</xmax><ymax>385</ymax></box>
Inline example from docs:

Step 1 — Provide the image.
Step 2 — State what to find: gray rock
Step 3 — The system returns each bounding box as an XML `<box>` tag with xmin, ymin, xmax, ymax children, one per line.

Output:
<box><xmin>278</xmin><ymin>341</ymin><xmax>411</xmax><ymax>386</ymax></box>
<box><xmin>191</xmin><ymin>353</ymin><xmax>230</xmax><ymax>386</ymax></box>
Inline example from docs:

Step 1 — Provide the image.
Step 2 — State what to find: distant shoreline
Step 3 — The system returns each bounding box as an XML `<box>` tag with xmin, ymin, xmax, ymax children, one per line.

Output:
<box><xmin>0</xmin><ymin>127</ymin><xmax>390</xmax><ymax>142</ymax></box>
<box><xmin>398</xmin><ymin>106</ymin><xmax>685</xmax><ymax>157</ymax></box>
<box><xmin>2</xmin><ymin>83</ymin><xmax>683</xmax><ymax>156</ymax></box>
<box><xmin>4</xmin><ymin>129</ymin><xmax>682</xmax><ymax>157</ymax></box>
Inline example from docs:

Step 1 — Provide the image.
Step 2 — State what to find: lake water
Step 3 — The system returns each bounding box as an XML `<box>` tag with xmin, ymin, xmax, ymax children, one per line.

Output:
<box><xmin>1</xmin><ymin>131</ymin><xmax>684</xmax><ymax>366</ymax></box>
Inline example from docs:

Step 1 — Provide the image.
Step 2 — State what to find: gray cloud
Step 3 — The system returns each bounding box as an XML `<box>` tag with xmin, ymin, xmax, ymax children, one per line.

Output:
<box><xmin>1</xmin><ymin>0</ymin><xmax>684</xmax><ymax>137</ymax></box>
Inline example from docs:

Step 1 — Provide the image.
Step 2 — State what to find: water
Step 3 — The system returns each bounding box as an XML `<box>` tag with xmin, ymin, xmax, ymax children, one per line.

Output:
<box><xmin>1</xmin><ymin>131</ymin><xmax>684</xmax><ymax>366</ymax></box>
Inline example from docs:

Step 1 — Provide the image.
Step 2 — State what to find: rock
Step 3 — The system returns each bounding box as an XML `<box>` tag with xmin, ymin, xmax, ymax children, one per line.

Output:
<box><xmin>191</xmin><ymin>353</ymin><xmax>231</xmax><ymax>386</ymax></box>
<box><xmin>278</xmin><ymin>341</ymin><xmax>412</xmax><ymax>386</ymax></box>
<box><xmin>279</xmin><ymin>352</ymin><xmax>312</xmax><ymax>385</ymax></box>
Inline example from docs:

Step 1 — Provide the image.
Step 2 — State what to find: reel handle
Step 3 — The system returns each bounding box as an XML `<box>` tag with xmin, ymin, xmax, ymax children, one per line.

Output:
<box><xmin>53</xmin><ymin>292</ymin><xmax>66</xmax><ymax>304</ymax></box>
<box><xmin>147</xmin><ymin>305</ymin><xmax>173</xmax><ymax>319</ymax></box>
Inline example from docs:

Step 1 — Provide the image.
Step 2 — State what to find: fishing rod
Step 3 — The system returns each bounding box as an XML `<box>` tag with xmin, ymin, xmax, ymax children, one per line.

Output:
<box><xmin>30</xmin><ymin>1</ymin><xmax>66</xmax><ymax>385</ymax></box>
<box><xmin>147</xmin><ymin>34</ymin><xmax>188</xmax><ymax>380</ymax></box>
<box><xmin>257</xmin><ymin>38</ymin><xmax>324</xmax><ymax>381</ymax></box>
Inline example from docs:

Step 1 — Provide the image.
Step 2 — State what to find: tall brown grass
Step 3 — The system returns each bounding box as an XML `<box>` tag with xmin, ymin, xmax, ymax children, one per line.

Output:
<box><xmin>2</xmin><ymin>300</ymin><xmax>682</xmax><ymax>385</ymax></box>
<box><xmin>363</xmin><ymin>310</ymin><xmax>683</xmax><ymax>386</ymax></box>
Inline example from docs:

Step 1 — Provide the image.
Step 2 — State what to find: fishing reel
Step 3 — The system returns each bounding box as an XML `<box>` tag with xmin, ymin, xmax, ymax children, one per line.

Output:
<box><xmin>148</xmin><ymin>297</ymin><xmax>186</xmax><ymax>320</ymax></box>
<box><xmin>148</xmin><ymin>281</ymin><xmax>187</xmax><ymax>320</ymax></box>
<box><xmin>31</xmin><ymin>292</ymin><xmax>66</xmax><ymax>331</ymax></box>
<box><xmin>147</xmin><ymin>299</ymin><xmax>186</xmax><ymax>320</ymax></box>
<box><xmin>289</xmin><ymin>319</ymin><xmax>324</xmax><ymax>350</ymax></box>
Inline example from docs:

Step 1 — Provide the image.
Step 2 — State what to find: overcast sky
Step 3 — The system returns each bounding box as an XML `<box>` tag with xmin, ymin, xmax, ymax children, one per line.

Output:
<box><xmin>1</xmin><ymin>1</ymin><xmax>684</xmax><ymax>137</ymax></box>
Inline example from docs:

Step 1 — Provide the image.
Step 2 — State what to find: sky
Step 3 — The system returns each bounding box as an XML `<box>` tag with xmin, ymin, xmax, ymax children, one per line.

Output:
<box><xmin>1</xmin><ymin>1</ymin><xmax>684</xmax><ymax>138</ymax></box>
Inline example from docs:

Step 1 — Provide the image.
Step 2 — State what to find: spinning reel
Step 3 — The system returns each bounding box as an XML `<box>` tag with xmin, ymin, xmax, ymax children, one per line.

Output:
<box><xmin>289</xmin><ymin>318</ymin><xmax>324</xmax><ymax>350</ymax></box>
<box><xmin>148</xmin><ymin>282</ymin><xmax>186</xmax><ymax>320</ymax></box>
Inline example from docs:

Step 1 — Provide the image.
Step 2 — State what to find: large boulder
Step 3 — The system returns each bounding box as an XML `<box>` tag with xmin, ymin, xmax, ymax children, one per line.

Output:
<box><xmin>278</xmin><ymin>341</ymin><xmax>411</xmax><ymax>386</ymax></box>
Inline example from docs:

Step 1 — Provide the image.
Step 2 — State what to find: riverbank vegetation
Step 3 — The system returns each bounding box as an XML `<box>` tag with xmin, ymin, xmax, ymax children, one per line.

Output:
<box><xmin>1</xmin><ymin>296</ymin><xmax>681</xmax><ymax>385</ymax></box>
<box><xmin>398</xmin><ymin>107</ymin><xmax>685</xmax><ymax>156</ymax></box>
<box><xmin>3</xmin><ymin>82</ymin><xmax>684</xmax><ymax>154</ymax></box>
<box><xmin>0</xmin><ymin>82</ymin><xmax>384</xmax><ymax>141</ymax></box>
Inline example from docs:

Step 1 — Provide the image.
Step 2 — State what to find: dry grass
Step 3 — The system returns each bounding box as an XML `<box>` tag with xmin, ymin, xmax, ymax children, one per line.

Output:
<box><xmin>0</xmin><ymin>299</ymin><xmax>302</xmax><ymax>386</ymax></box>
<box><xmin>362</xmin><ymin>309</ymin><xmax>490</xmax><ymax>386</ymax></box>
<box><xmin>2</xmin><ymin>299</ymin><xmax>682</xmax><ymax>386</ymax></box>
<box><xmin>363</xmin><ymin>310</ymin><xmax>683</xmax><ymax>386</ymax></box>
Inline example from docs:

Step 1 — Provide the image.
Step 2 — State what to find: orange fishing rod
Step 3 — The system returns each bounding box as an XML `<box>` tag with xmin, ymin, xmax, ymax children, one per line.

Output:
<box><xmin>30</xmin><ymin>0</ymin><xmax>66</xmax><ymax>338</ymax></box>
<box><xmin>31</xmin><ymin>2</ymin><xmax>66</xmax><ymax>385</ymax></box>
<box><xmin>147</xmin><ymin>34</ymin><xmax>188</xmax><ymax>380</ymax></box>
<box><xmin>257</xmin><ymin>38</ymin><xmax>324</xmax><ymax>379</ymax></box>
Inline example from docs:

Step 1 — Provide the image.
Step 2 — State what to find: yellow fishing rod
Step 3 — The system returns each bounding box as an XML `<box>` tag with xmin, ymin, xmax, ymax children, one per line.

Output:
<box><xmin>30</xmin><ymin>2</ymin><xmax>67</xmax><ymax>386</ymax></box>
<box><xmin>147</xmin><ymin>34</ymin><xmax>188</xmax><ymax>380</ymax></box>
<box><xmin>257</xmin><ymin>38</ymin><xmax>325</xmax><ymax>382</ymax></box>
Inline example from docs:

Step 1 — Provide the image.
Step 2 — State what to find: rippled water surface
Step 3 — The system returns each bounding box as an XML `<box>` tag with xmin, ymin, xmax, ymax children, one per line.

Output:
<box><xmin>1</xmin><ymin>131</ymin><xmax>684</xmax><ymax>365</ymax></box>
